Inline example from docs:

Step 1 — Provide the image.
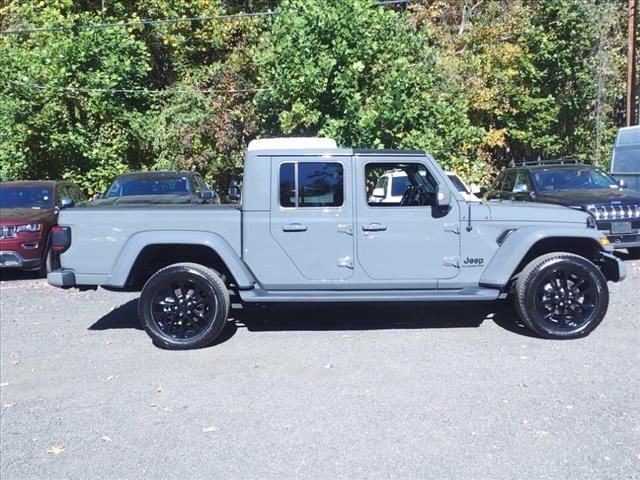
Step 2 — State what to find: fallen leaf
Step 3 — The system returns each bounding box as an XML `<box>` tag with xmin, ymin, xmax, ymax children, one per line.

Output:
<box><xmin>2</xmin><ymin>402</ymin><xmax>17</xmax><ymax>408</ymax></box>
<box><xmin>324</xmin><ymin>363</ymin><xmax>333</xmax><ymax>369</ymax></box>
<box><xmin>101</xmin><ymin>436</ymin><xmax>112</xmax><ymax>442</ymax></box>
<box><xmin>202</xmin><ymin>426</ymin><xmax>218</xmax><ymax>433</ymax></box>
<box><xmin>534</xmin><ymin>431</ymin><xmax>549</xmax><ymax>438</ymax></box>
<box><xmin>47</xmin><ymin>445</ymin><xmax>65</xmax><ymax>455</ymax></box>
<box><xmin>521</xmin><ymin>419</ymin><xmax>529</xmax><ymax>425</ymax></box>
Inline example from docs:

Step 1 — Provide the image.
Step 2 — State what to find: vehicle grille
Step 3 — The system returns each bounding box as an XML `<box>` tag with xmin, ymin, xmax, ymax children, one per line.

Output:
<box><xmin>0</xmin><ymin>226</ymin><xmax>17</xmax><ymax>239</ymax></box>
<box><xmin>586</xmin><ymin>204</ymin><xmax>640</xmax><ymax>221</ymax></box>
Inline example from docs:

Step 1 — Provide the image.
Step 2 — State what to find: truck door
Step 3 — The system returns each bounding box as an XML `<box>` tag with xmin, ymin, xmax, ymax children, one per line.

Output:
<box><xmin>270</xmin><ymin>156</ymin><xmax>354</xmax><ymax>281</ymax></box>
<box><xmin>355</xmin><ymin>157</ymin><xmax>460</xmax><ymax>281</ymax></box>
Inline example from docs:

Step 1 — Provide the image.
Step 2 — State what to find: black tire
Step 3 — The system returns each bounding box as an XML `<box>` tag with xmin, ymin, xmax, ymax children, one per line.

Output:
<box><xmin>138</xmin><ymin>262</ymin><xmax>230</xmax><ymax>349</ymax></box>
<box><xmin>38</xmin><ymin>248</ymin><xmax>59</xmax><ymax>278</ymax></box>
<box><xmin>514</xmin><ymin>253</ymin><xmax>609</xmax><ymax>339</ymax></box>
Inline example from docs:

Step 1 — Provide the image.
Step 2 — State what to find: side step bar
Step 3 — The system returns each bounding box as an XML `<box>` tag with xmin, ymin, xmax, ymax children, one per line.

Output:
<box><xmin>239</xmin><ymin>287</ymin><xmax>501</xmax><ymax>303</ymax></box>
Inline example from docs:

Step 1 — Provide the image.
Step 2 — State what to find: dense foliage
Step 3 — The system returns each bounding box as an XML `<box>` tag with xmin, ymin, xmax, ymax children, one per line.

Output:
<box><xmin>0</xmin><ymin>0</ymin><xmax>631</xmax><ymax>193</ymax></box>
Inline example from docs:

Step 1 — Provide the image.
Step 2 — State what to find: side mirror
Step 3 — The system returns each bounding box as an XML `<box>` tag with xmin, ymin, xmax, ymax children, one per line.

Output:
<box><xmin>436</xmin><ymin>186</ymin><xmax>452</xmax><ymax>209</ymax></box>
<box><xmin>60</xmin><ymin>198</ymin><xmax>75</xmax><ymax>209</ymax></box>
<box><xmin>228</xmin><ymin>180</ymin><xmax>241</xmax><ymax>202</ymax></box>
<box><xmin>200</xmin><ymin>190</ymin><xmax>215</xmax><ymax>201</ymax></box>
<box><xmin>371</xmin><ymin>187</ymin><xmax>385</xmax><ymax>198</ymax></box>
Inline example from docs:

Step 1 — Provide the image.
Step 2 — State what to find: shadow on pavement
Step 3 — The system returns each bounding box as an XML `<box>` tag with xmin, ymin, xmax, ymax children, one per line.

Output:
<box><xmin>89</xmin><ymin>297</ymin><xmax>539</xmax><ymax>345</ymax></box>
<box><xmin>89</xmin><ymin>299</ymin><xmax>142</xmax><ymax>331</ymax></box>
<box><xmin>236</xmin><ymin>301</ymin><xmax>537</xmax><ymax>338</ymax></box>
<box><xmin>0</xmin><ymin>270</ymin><xmax>41</xmax><ymax>282</ymax></box>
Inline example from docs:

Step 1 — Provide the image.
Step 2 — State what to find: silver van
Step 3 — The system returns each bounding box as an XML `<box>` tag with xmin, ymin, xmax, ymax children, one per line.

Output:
<box><xmin>611</xmin><ymin>126</ymin><xmax>640</xmax><ymax>191</ymax></box>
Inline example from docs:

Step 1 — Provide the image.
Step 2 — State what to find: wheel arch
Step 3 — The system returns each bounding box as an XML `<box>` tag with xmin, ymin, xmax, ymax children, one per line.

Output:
<box><xmin>480</xmin><ymin>229</ymin><xmax>608</xmax><ymax>289</ymax></box>
<box><xmin>107</xmin><ymin>231</ymin><xmax>256</xmax><ymax>291</ymax></box>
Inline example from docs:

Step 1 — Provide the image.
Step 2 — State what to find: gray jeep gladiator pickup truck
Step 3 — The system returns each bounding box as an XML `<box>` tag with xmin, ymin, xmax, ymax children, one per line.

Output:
<box><xmin>48</xmin><ymin>138</ymin><xmax>627</xmax><ymax>349</ymax></box>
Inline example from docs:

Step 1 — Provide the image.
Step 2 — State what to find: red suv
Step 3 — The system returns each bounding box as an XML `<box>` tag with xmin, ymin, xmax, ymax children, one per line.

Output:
<box><xmin>0</xmin><ymin>181</ymin><xmax>85</xmax><ymax>275</ymax></box>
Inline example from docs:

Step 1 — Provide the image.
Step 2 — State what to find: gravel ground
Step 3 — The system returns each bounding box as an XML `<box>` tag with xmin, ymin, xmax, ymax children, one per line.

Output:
<box><xmin>1</xmin><ymin>259</ymin><xmax>639</xmax><ymax>480</ymax></box>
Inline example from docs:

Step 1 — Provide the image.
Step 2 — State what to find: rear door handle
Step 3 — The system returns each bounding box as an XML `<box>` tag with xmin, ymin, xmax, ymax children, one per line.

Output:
<box><xmin>362</xmin><ymin>223</ymin><xmax>387</xmax><ymax>232</ymax></box>
<box><xmin>282</xmin><ymin>223</ymin><xmax>308</xmax><ymax>232</ymax></box>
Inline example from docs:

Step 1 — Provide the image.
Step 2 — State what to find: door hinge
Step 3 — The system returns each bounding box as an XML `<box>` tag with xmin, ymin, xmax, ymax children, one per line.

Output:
<box><xmin>337</xmin><ymin>224</ymin><xmax>353</xmax><ymax>236</ymax></box>
<box><xmin>337</xmin><ymin>256</ymin><xmax>354</xmax><ymax>269</ymax></box>
<box><xmin>444</xmin><ymin>223</ymin><xmax>460</xmax><ymax>234</ymax></box>
<box><xmin>443</xmin><ymin>256</ymin><xmax>460</xmax><ymax>268</ymax></box>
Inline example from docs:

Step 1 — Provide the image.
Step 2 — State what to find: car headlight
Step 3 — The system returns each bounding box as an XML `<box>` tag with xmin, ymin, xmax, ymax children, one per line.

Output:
<box><xmin>16</xmin><ymin>223</ymin><xmax>42</xmax><ymax>233</ymax></box>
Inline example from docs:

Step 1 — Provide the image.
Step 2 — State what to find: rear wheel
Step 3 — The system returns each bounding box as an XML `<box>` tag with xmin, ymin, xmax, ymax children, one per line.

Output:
<box><xmin>514</xmin><ymin>253</ymin><xmax>609</xmax><ymax>339</ymax></box>
<box><xmin>138</xmin><ymin>263</ymin><xmax>230</xmax><ymax>349</ymax></box>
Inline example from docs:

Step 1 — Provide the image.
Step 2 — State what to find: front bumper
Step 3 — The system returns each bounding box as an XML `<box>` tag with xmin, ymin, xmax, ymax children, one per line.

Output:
<box><xmin>599</xmin><ymin>251</ymin><xmax>627</xmax><ymax>283</ymax></box>
<box><xmin>605</xmin><ymin>233</ymin><xmax>640</xmax><ymax>249</ymax></box>
<box><xmin>0</xmin><ymin>250</ymin><xmax>41</xmax><ymax>270</ymax></box>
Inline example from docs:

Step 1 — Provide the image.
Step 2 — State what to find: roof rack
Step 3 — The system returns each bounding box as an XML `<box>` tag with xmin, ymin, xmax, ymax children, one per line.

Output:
<box><xmin>512</xmin><ymin>159</ymin><xmax>581</xmax><ymax>167</ymax></box>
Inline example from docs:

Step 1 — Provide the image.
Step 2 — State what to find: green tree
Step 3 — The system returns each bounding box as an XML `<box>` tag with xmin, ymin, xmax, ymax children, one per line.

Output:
<box><xmin>0</xmin><ymin>0</ymin><xmax>151</xmax><ymax>193</ymax></box>
<box><xmin>254</xmin><ymin>0</ymin><xmax>486</xmax><ymax>179</ymax></box>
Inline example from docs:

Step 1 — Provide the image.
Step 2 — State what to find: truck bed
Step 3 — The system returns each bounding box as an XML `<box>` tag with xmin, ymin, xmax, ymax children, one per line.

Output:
<box><xmin>57</xmin><ymin>204</ymin><xmax>242</xmax><ymax>286</ymax></box>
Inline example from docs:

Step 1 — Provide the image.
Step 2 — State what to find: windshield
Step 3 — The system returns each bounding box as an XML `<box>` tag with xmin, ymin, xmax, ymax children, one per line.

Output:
<box><xmin>532</xmin><ymin>168</ymin><xmax>618</xmax><ymax>191</ymax></box>
<box><xmin>106</xmin><ymin>177</ymin><xmax>191</xmax><ymax>197</ymax></box>
<box><xmin>0</xmin><ymin>186</ymin><xmax>54</xmax><ymax>209</ymax></box>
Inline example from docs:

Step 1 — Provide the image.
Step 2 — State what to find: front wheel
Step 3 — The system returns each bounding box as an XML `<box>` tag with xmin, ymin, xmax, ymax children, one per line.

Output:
<box><xmin>138</xmin><ymin>263</ymin><xmax>230</xmax><ymax>349</ymax></box>
<box><xmin>514</xmin><ymin>253</ymin><xmax>609</xmax><ymax>339</ymax></box>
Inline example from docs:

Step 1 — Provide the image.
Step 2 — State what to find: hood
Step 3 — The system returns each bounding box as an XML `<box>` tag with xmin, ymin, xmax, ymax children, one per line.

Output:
<box><xmin>93</xmin><ymin>194</ymin><xmax>194</xmax><ymax>206</ymax></box>
<box><xmin>535</xmin><ymin>188</ymin><xmax>640</xmax><ymax>206</ymax></box>
<box><xmin>487</xmin><ymin>201</ymin><xmax>589</xmax><ymax>224</ymax></box>
<box><xmin>0</xmin><ymin>208</ymin><xmax>56</xmax><ymax>225</ymax></box>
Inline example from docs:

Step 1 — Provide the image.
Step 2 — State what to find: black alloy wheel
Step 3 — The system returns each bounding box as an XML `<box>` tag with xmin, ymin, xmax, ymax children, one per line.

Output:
<box><xmin>139</xmin><ymin>263</ymin><xmax>230</xmax><ymax>349</ymax></box>
<box><xmin>534</xmin><ymin>266</ymin><xmax>599</xmax><ymax>332</ymax></box>
<box><xmin>152</xmin><ymin>278</ymin><xmax>216</xmax><ymax>339</ymax></box>
<box><xmin>514</xmin><ymin>253</ymin><xmax>609</xmax><ymax>339</ymax></box>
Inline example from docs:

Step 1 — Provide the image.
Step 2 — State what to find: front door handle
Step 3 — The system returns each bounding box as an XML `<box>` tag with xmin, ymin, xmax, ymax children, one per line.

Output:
<box><xmin>282</xmin><ymin>223</ymin><xmax>308</xmax><ymax>232</ymax></box>
<box><xmin>362</xmin><ymin>223</ymin><xmax>387</xmax><ymax>232</ymax></box>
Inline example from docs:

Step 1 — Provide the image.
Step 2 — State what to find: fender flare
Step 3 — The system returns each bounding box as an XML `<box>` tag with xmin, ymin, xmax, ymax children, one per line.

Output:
<box><xmin>107</xmin><ymin>230</ymin><xmax>256</xmax><ymax>288</ymax></box>
<box><xmin>479</xmin><ymin>227</ymin><xmax>607</xmax><ymax>289</ymax></box>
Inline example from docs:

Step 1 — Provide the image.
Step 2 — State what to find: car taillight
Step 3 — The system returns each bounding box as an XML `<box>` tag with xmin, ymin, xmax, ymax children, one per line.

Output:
<box><xmin>50</xmin><ymin>226</ymin><xmax>71</xmax><ymax>253</ymax></box>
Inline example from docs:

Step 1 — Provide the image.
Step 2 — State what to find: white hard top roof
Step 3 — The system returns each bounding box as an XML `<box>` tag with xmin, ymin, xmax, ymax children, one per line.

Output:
<box><xmin>247</xmin><ymin>137</ymin><xmax>338</xmax><ymax>151</ymax></box>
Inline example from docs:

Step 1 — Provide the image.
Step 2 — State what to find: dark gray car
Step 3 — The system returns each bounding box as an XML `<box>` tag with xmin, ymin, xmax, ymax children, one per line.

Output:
<box><xmin>95</xmin><ymin>171</ymin><xmax>220</xmax><ymax>206</ymax></box>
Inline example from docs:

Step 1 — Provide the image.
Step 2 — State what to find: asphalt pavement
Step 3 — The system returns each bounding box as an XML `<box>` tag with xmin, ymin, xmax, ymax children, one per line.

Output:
<box><xmin>1</xmin><ymin>259</ymin><xmax>639</xmax><ymax>480</ymax></box>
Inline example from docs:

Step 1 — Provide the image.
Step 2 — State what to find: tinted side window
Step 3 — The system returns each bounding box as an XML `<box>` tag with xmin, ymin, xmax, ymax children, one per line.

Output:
<box><xmin>280</xmin><ymin>163</ymin><xmax>296</xmax><ymax>207</ymax></box>
<box><xmin>514</xmin><ymin>171</ymin><xmax>532</xmax><ymax>192</ymax></box>
<box><xmin>488</xmin><ymin>173</ymin><xmax>504</xmax><ymax>198</ymax></box>
<box><xmin>279</xmin><ymin>162</ymin><xmax>344</xmax><ymax>208</ymax></box>
<box><xmin>501</xmin><ymin>171</ymin><xmax>518</xmax><ymax>192</ymax></box>
<box><xmin>57</xmin><ymin>185</ymin><xmax>70</xmax><ymax>205</ymax></box>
